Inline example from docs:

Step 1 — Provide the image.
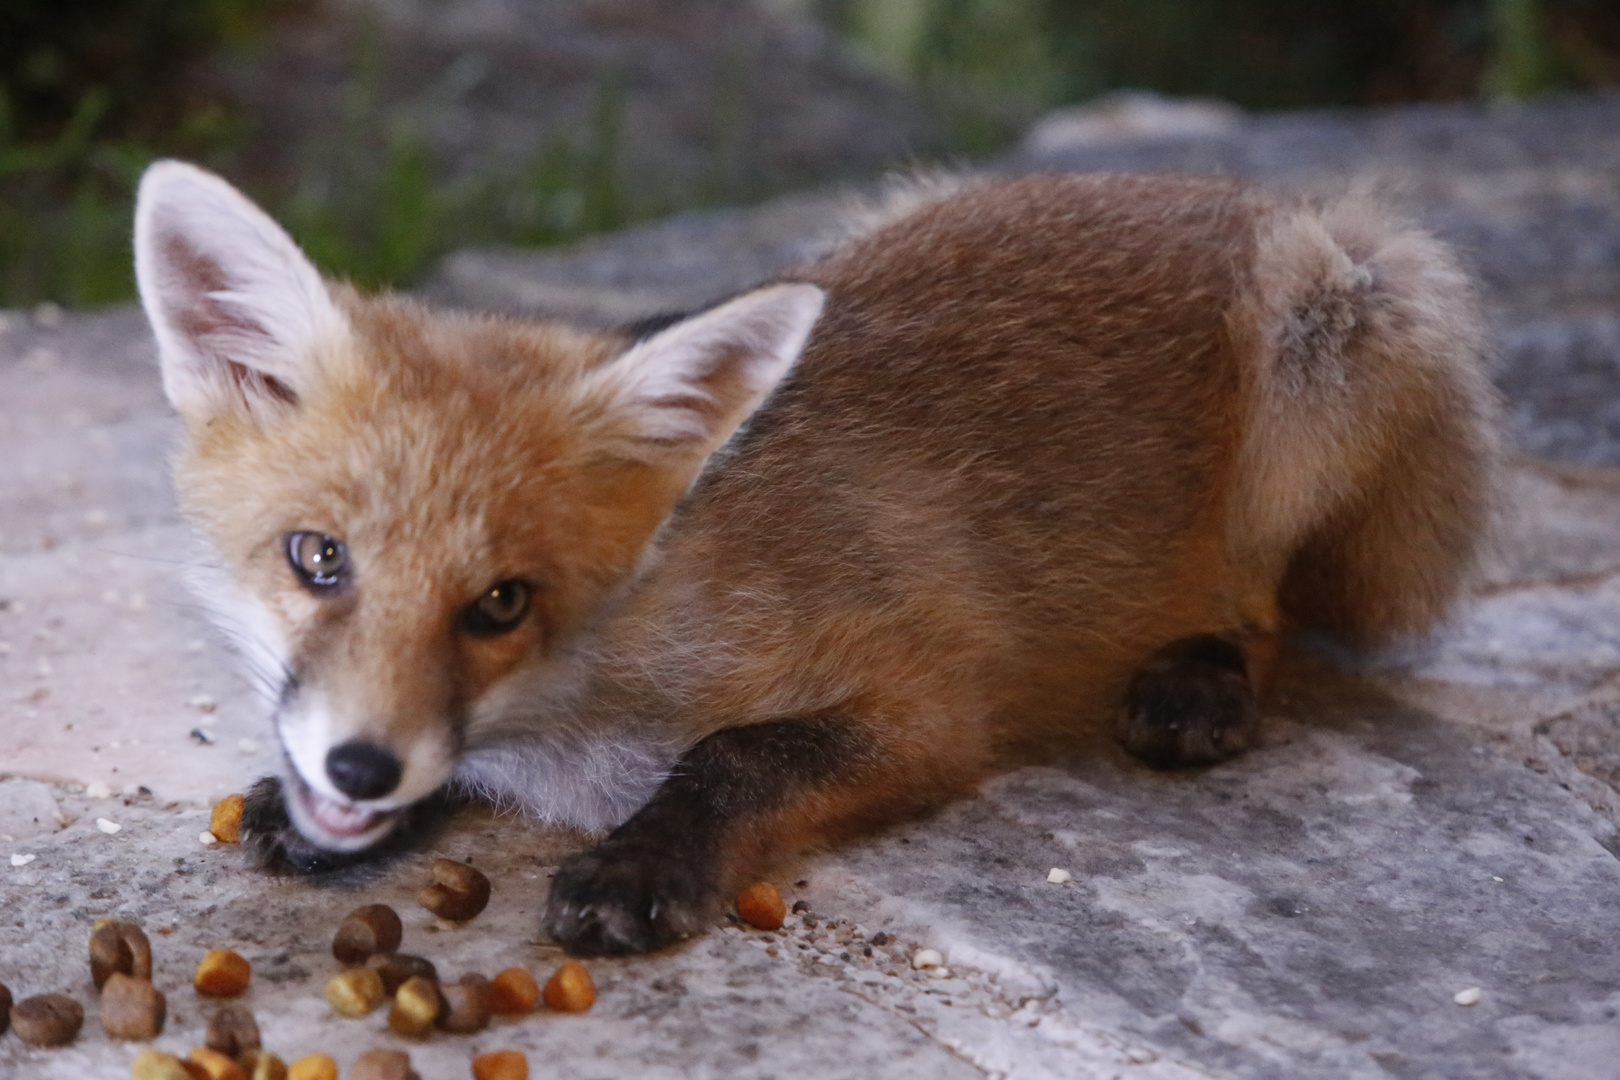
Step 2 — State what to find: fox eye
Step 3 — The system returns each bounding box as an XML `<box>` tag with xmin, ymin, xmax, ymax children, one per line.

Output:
<box><xmin>461</xmin><ymin>579</ymin><xmax>531</xmax><ymax>637</ymax></box>
<box><xmin>286</xmin><ymin>532</ymin><xmax>348</xmax><ymax>592</ymax></box>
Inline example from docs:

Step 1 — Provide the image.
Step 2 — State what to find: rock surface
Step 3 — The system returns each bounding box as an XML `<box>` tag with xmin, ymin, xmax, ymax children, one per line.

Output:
<box><xmin>5</xmin><ymin>94</ymin><xmax>1620</xmax><ymax>1079</ymax></box>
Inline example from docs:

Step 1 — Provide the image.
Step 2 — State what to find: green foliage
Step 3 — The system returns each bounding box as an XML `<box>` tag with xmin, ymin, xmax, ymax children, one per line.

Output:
<box><xmin>3</xmin><ymin>0</ymin><xmax>1618</xmax><ymax>309</ymax></box>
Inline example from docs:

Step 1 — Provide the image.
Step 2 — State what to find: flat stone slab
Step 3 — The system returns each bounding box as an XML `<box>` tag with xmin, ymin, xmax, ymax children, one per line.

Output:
<box><xmin>6</xmin><ymin>107</ymin><xmax>1620</xmax><ymax>1071</ymax></box>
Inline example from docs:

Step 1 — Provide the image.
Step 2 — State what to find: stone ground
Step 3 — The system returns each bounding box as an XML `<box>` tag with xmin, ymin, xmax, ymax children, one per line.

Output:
<box><xmin>5</xmin><ymin>94</ymin><xmax>1620</xmax><ymax>1079</ymax></box>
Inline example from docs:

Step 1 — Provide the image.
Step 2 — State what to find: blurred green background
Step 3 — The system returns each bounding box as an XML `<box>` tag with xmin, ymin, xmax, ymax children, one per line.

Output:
<box><xmin>3</xmin><ymin>0</ymin><xmax>1618</xmax><ymax>309</ymax></box>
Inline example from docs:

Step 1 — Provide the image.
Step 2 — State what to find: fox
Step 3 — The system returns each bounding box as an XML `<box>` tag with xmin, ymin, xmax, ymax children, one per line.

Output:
<box><xmin>132</xmin><ymin>160</ymin><xmax>1497</xmax><ymax>955</ymax></box>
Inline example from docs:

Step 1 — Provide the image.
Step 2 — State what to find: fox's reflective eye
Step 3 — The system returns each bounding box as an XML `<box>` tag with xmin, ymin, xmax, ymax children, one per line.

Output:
<box><xmin>462</xmin><ymin>580</ymin><xmax>530</xmax><ymax>637</ymax></box>
<box><xmin>286</xmin><ymin>532</ymin><xmax>348</xmax><ymax>592</ymax></box>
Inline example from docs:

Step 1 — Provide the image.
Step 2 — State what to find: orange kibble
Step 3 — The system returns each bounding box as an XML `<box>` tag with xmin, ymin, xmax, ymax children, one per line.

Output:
<box><xmin>194</xmin><ymin>949</ymin><xmax>251</xmax><ymax>996</ymax></box>
<box><xmin>209</xmin><ymin>794</ymin><xmax>245</xmax><ymax>844</ymax></box>
<box><xmin>541</xmin><ymin>960</ymin><xmax>595</xmax><ymax>1013</ymax></box>
<box><xmin>486</xmin><ymin>967</ymin><xmax>540</xmax><ymax>1014</ymax></box>
<box><xmin>735</xmin><ymin>880</ymin><xmax>786</xmax><ymax>930</ymax></box>
<box><xmin>286</xmin><ymin>1056</ymin><xmax>337</xmax><ymax>1080</ymax></box>
<box><xmin>188</xmin><ymin>1046</ymin><xmax>247</xmax><ymax>1080</ymax></box>
<box><xmin>471</xmin><ymin>1049</ymin><xmax>529</xmax><ymax>1080</ymax></box>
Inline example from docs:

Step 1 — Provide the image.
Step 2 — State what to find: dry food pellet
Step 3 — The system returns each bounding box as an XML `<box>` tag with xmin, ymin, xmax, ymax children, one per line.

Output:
<box><xmin>366</xmin><ymin>952</ymin><xmax>437</xmax><ymax>995</ymax></box>
<box><xmin>736</xmin><ymin>881</ymin><xmax>786</xmax><ymax>930</ymax></box>
<box><xmin>91</xmin><ymin>919</ymin><xmax>154</xmax><ymax>989</ymax></box>
<box><xmin>325</xmin><ymin>967</ymin><xmax>386</xmax><ymax>1017</ymax></box>
<box><xmin>486</xmin><ymin>967</ymin><xmax>540</xmax><ymax>1015</ymax></box>
<box><xmin>239</xmin><ymin>1050</ymin><xmax>289</xmax><ymax>1080</ymax></box>
<box><xmin>437</xmin><ymin>973</ymin><xmax>490</xmax><ymax>1034</ymax></box>
<box><xmin>100</xmin><ymin>972</ymin><xmax>167</xmax><ymax>1039</ymax></box>
<box><xmin>205</xmin><ymin>1003</ymin><xmax>260</xmax><ymax>1057</ymax></box>
<box><xmin>418</xmin><ymin>857</ymin><xmax>490</xmax><ymax>921</ymax></box>
<box><xmin>287</xmin><ymin>1055</ymin><xmax>338</xmax><ymax>1080</ymax></box>
<box><xmin>12</xmin><ymin>992</ymin><xmax>84</xmax><ymax>1046</ymax></box>
<box><xmin>387</xmin><ymin>975</ymin><xmax>441</xmax><ymax>1038</ymax></box>
<box><xmin>131</xmin><ymin>1049</ymin><xmax>196</xmax><ymax>1080</ymax></box>
<box><xmin>471</xmin><ymin>1049</ymin><xmax>529</xmax><ymax>1080</ymax></box>
<box><xmin>210</xmin><ymin>794</ymin><xmax>245</xmax><ymax>844</ymax></box>
<box><xmin>0</xmin><ymin>979</ymin><xmax>11</xmax><ymax>1036</ymax></box>
<box><xmin>352</xmin><ymin>1048</ymin><xmax>412</xmax><ymax>1080</ymax></box>
<box><xmin>194</xmin><ymin>949</ymin><xmax>252</xmax><ymax>996</ymax></box>
<box><xmin>542</xmin><ymin>960</ymin><xmax>595</xmax><ymax>1013</ymax></box>
<box><xmin>188</xmin><ymin>1046</ymin><xmax>248</xmax><ymax>1080</ymax></box>
<box><xmin>332</xmin><ymin>904</ymin><xmax>403</xmax><ymax>964</ymax></box>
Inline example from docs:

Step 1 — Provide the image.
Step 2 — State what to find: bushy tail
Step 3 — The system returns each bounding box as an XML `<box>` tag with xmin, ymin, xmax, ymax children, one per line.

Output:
<box><xmin>1237</xmin><ymin>196</ymin><xmax>1502</xmax><ymax>646</ymax></box>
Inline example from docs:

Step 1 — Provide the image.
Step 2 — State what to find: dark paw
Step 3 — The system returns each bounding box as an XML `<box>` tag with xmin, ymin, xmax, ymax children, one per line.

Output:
<box><xmin>543</xmin><ymin>842</ymin><xmax>714</xmax><ymax>956</ymax></box>
<box><xmin>239</xmin><ymin>776</ymin><xmax>454</xmax><ymax>874</ymax></box>
<box><xmin>1118</xmin><ymin>635</ymin><xmax>1258</xmax><ymax>768</ymax></box>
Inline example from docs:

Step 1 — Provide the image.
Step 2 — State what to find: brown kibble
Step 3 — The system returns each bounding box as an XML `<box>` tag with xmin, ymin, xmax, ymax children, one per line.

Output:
<box><xmin>100</xmin><ymin>972</ymin><xmax>167</xmax><ymax>1039</ymax></box>
<box><xmin>205</xmin><ymin>1003</ymin><xmax>260</xmax><ymax>1057</ymax></box>
<box><xmin>418</xmin><ymin>857</ymin><xmax>490</xmax><ymax>921</ymax></box>
<box><xmin>486</xmin><ymin>966</ymin><xmax>540</xmax><ymax>1015</ymax></box>
<box><xmin>332</xmin><ymin>903</ymin><xmax>403</xmax><ymax>964</ymax></box>
<box><xmin>325</xmin><ymin>967</ymin><xmax>386</xmax><ymax>1016</ymax></box>
<box><xmin>194</xmin><ymin>948</ymin><xmax>251</xmax><ymax>996</ymax></box>
<box><xmin>471</xmin><ymin>1049</ymin><xmax>529</xmax><ymax>1080</ymax></box>
<box><xmin>238</xmin><ymin>1050</ymin><xmax>289</xmax><ymax>1080</ymax></box>
<box><xmin>352</xmin><ymin>1048</ymin><xmax>412</xmax><ymax>1080</ymax></box>
<box><xmin>90</xmin><ymin>919</ymin><xmax>153</xmax><ymax>990</ymax></box>
<box><xmin>542</xmin><ymin>959</ymin><xmax>595</xmax><ymax>1013</ymax></box>
<box><xmin>210</xmin><ymin>794</ymin><xmax>245</xmax><ymax>843</ymax></box>
<box><xmin>736</xmin><ymin>881</ymin><xmax>787</xmax><ymax>930</ymax></box>
<box><xmin>12</xmin><ymin>992</ymin><xmax>84</xmax><ymax>1046</ymax></box>
<box><xmin>387</xmin><ymin>974</ymin><xmax>441</xmax><ymax>1038</ymax></box>
<box><xmin>287</xmin><ymin>1055</ymin><xmax>339</xmax><ymax>1080</ymax></box>
<box><xmin>437</xmin><ymin>973</ymin><xmax>490</xmax><ymax>1033</ymax></box>
<box><xmin>131</xmin><ymin>1049</ymin><xmax>197</xmax><ymax>1080</ymax></box>
<box><xmin>0</xmin><ymin>979</ymin><xmax>11</xmax><ymax>1036</ymax></box>
<box><xmin>188</xmin><ymin>1046</ymin><xmax>247</xmax><ymax>1080</ymax></box>
<box><xmin>366</xmin><ymin>952</ymin><xmax>437</xmax><ymax>995</ymax></box>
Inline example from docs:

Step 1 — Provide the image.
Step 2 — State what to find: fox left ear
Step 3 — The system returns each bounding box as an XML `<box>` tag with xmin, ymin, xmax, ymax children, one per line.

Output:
<box><xmin>134</xmin><ymin>160</ymin><xmax>348</xmax><ymax>421</ymax></box>
<box><xmin>585</xmin><ymin>283</ymin><xmax>825</xmax><ymax>467</ymax></box>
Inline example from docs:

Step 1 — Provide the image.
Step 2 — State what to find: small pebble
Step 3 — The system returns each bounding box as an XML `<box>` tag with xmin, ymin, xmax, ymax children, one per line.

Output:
<box><xmin>1047</xmin><ymin>868</ymin><xmax>1072</xmax><ymax>884</ymax></box>
<box><xmin>87</xmin><ymin>782</ymin><xmax>113</xmax><ymax>799</ymax></box>
<box><xmin>911</xmin><ymin>949</ymin><xmax>944</xmax><ymax>970</ymax></box>
<box><xmin>199</xmin><ymin>831</ymin><xmax>218</xmax><ymax>846</ymax></box>
<box><xmin>12</xmin><ymin>992</ymin><xmax>84</xmax><ymax>1046</ymax></box>
<box><xmin>287</xmin><ymin>1054</ymin><xmax>338</xmax><ymax>1080</ymax></box>
<box><xmin>96</xmin><ymin>817</ymin><xmax>122</xmax><ymax>834</ymax></box>
<box><xmin>1454</xmin><ymin>987</ymin><xmax>1482</xmax><ymax>1006</ymax></box>
<box><xmin>542</xmin><ymin>960</ymin><xmax>595</xmax><ymax>1013</ymax></box>
<box><xmin>351</xmin><ymin>1048</ymin><xmax>411</xmax><ymax>1080</ymax></box>
<box><xmin>10</xmin><ymin>853</ymin><xmax>35</xmax><ymax>866</ymax></box>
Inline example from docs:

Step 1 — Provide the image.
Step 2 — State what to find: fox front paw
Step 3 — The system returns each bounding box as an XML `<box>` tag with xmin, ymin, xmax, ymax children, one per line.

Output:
<box><xmin>543</xmin><ymin>842</ymin><xmax>716</xmax><ymax>956</ymax></box>
<box><xmin>238</xmin><ymin>776</ymin><xmax>360</xmax><ymax>873</ymax></box>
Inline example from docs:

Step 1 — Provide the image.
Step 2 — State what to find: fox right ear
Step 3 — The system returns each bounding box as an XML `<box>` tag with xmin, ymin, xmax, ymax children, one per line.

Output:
<box><xmin>134</xmin><ymin>160</ymin><xmax>348</xmax><ymax>420</ymax></box>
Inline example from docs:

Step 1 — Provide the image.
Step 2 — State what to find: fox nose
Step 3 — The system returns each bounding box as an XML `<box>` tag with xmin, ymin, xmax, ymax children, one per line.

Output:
<box><xmin>325</xmin><ymin>741</ymin><xmax>402</xmax><ymax>800</ymax></box>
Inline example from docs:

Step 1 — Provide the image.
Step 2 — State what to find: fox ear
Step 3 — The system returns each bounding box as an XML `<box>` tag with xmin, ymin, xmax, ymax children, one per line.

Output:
<box><xmin>134</xmin><ymin>160</ymin><xmax>347</xmax><ymax>420</ymax></box>
<box><xmin>587</xmin><ymin>283</ymin><xmax>824</xmax><ymax>466</ymax></box>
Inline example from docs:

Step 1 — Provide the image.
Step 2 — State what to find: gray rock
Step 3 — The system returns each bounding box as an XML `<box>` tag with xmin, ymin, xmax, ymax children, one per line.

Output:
<box><xmin>220</xmin><ymin>0</ymin><xmax>941</xmax><ymax>210</ymax></box>
<box><xmin>0</xmin><ymin>780</ymin><xmax>63</xmax><ymax>840</ymax></box>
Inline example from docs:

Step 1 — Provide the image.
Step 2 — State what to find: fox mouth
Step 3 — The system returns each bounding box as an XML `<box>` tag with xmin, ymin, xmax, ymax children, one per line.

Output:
<box><xmin>283</xmin><ymin>768</ymin><xmax>399</xmax><ymax>851</ymax></box>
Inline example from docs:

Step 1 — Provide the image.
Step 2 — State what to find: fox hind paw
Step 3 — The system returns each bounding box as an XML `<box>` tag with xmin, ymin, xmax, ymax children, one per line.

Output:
<box><xmin>1118</xmin><ymin>634</ymin><xmax>1259</xmax><ymax>768</ymax></box>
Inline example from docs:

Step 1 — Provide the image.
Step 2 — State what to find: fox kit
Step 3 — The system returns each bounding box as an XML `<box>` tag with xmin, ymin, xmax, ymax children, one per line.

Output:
<box><xmin>134</xmin><ymin>161</ymin><xmax>1496</xmax><ymax>955</ymax></box>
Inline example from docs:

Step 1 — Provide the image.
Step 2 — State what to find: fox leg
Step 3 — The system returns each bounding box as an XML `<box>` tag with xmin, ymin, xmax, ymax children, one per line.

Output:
<box><xmin>1116</xmin><ymin>625</ymin><xmax>1279</xmax><ymax>769</ymax></box>
<box><xmin>544</xmin><ymin>716</ymin><xmax>951</xmax><ymax>956</ymax></box>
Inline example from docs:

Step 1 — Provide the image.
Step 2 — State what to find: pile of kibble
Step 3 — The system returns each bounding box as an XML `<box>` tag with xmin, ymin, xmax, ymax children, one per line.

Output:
<box><xmin>0</xmin><ymin>794</ymin><xmax>793</xmax><ymax>1079</ymax></box>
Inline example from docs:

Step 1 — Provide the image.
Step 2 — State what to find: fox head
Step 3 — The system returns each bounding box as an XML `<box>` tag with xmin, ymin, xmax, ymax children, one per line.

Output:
<box><xmin>134</xmin><ymin>161</ymin><xmax>823</xmax><ymax>854</ymax></box>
